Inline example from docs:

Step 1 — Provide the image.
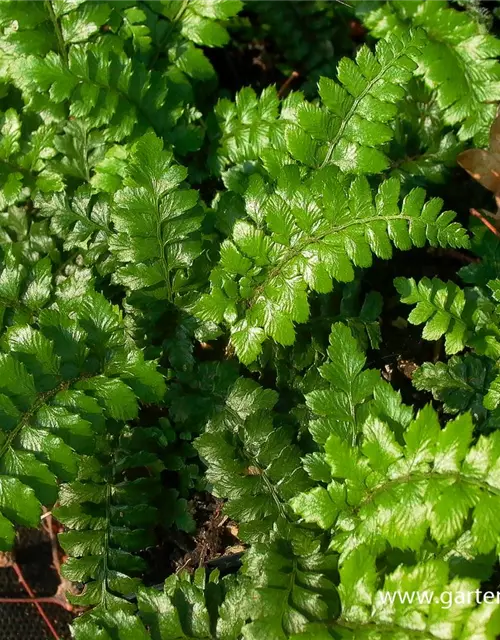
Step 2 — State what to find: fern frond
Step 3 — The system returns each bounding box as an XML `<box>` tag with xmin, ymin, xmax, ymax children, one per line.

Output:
<box><xmin>0</xmin><ymin>252</ymin><xmax>54</xmax><ymax>331</ymax></box>
<box><xmin>209</xmin><ymin>85</ymin><xmax>293</xmax><ymax>177</ymax></box>
<box><xmin>0</xmin><ymin>1</ymin><xmax>111</xmax><ymax>59</ymax></box>
<box><xmin>55</xmin><ymin>417</ymin><xmax>192</xmax><ymax>611</ymax></box>
<box><xmin>195</xmin><ymin>376</ymin><xmax>311</xmax><ymax>543</ymax></box>
<box><xmin>209</xmin><ymin>29</ymin><xmax>426</xmax><ymax>176</ymax></box>
<box><xmin>459</xmin><ymin>225</ymin><xmax>500</xmax><ymax>287</ymax></box>
<box><xmin>413</xmin><ymin>355</ymin><xmax>498</xmax><ymax>427</ymax></box>
<box><xmin>108</xmin><ymin>132</ymin><xmax>202</xmax><ymax>301</ymax></box>
<box><xmin>395</xmin><ymin>276</ymin><xmax>500</xmax><ymax>356</ymax></box>
<box><xmin>0</xmin><ymin>285</ymin><xmax>164</xmax><ymax>550</ymax></box>
<box><xmin>195</xmin><ymin>170</ymin><xmax>468</xmax><ymax>364</ymax></box>
<box><xmin>305</xmin><ymin>323</ymin><xmax>381</xmax><ymax>448</ymax></box>
<box><xmin>36</xmin><ymin>185</ymin><xmax>113</xmax><ymax>274</ymax></box>
<box><xmin>293</xmin><ymin>406</ymin><xmax>500</xmax><ymax>561</ymax></box>
<box><xmin>15</xmin><ymin>41</ymin><xmax>192</xmax><ymax>143</ymax></box>
<box><xmin>290</xmin><ymin>548</ymin><xmax>500</xmax><ymax>640</ymax></box>
<box><xmin>240</xmin><ymin>532</ymin><xmax>338</xmax><ymax>639</ymax></box>
<box><xmin>290</xmin><ymin>28</ymin><xmax>425</xmax><ymax>172</ymax></box>
<box><xmin>71</xmin><ymin>568</ymin><xmax>251</xmax><ymax>639</ymax></box>
<box><xmin>366</xmin><ymin>0</ymin><xmax>500</xmax><ymax>144</ymax></box>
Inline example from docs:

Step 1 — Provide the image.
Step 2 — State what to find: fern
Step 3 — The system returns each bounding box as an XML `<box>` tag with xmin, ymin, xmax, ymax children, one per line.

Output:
<box><xmin>109</xmin><ymin>131</ymin><xmax>202</xmax><ymax>300</ymax></box>
<box><xmin>55</xmin><ymin>418</ymin><xmax>193</xmax><ymax>612</ymax></box>
<box><xmin>209</xmin><ymin>29</ymin><xmax>426</xmax><ymax>176</ymax></box>
<box><xmin>195</xmin><ymin>171</ymin><xmax>468</xmax><ymax>364</ymax></box>
<box><xmin>195</xmin><ymin>377</ymin><xmax>311</xmax><ymax>543</ymax></box>
<box><xmin>365</xmin><ymin>0</ymin><xmax>500</xmax><ymax>145</ymax></box>
<box><xmin>395</xmin><ymin>276</ymin><xmax>500</xmax><ymax>356</ymax></box>
<box><xmin>0</xmin><ymin>283</ymin><xmax>164</xmax><ymax>550</ymax></box>
<box><xmin>3</xmin><ymin>3</ymin><xmax>500</xmax><ymax>638</ymax></box>
<box><xmin>412</xmin><ymin>355</ymin><xmax>499</xmax><ymax>428</ymax></box>
<box><xmin>293</xmin><ymin>406</ymin><xmax>500</xmax><ymax>560</ymax></box>
<box><xmin>291</xmin><ymin>548</ymin><xmax>500</xmax><ymax>639</ymax></box>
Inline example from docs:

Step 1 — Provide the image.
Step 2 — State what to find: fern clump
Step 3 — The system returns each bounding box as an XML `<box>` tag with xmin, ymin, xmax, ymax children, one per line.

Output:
<box><xmin>3</xmin><ymin>1</ymin><xmax>500</xmax><ymax>638</ymax></box>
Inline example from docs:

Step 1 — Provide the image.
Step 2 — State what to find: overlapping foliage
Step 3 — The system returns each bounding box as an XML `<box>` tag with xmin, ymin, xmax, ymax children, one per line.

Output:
<box><xmin>2</xmin><ymin>1</ymin><xmax>500</xmax><ymax>639</ymax></box>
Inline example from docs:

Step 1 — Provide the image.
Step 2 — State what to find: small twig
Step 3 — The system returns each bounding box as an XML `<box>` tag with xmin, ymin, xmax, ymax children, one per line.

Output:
<box><xmin>0</xmin><ymin>595</ymin><xmax>73</xmax><ymax>612</ymax></box>
<box><xmin>470</xmin><ymin>208</ymin><xmax>500</xmax><ymax>238</ymax></box>
<box><xmin>12</xmin><ymin>562</ymin><xmax>61</xmax><ymax>640</ymax></box>
<box><xmin>175</xmin><ymin>557</ymin><xmax>192</xmax><ymax>575</ymax></box>
<box><xmin>278</xmin><ymin>70</ymin><xmax>299</xmax><ymax>98</ymax></box>
<box><xmin>42</xmin><ymin>510</ymin><xmax>62</xmax><ymax>577</ymax></box>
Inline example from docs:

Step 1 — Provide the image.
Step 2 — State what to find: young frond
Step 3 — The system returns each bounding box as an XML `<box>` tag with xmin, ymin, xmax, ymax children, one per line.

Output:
<box><xmin>195</xmin><ymin>169</ymin><xmax>468</xmax><ymax>364</ymax></box>
<box><xmin>209</xmin><ymin>86</ymin><xmax>294</xmax><ymax>176</ymax></box>
<box><xmin>305</xmin><ymin>323</ymin><xmax>381</xmax><ymax>448</ymax></box>
<box><xmin>109</xmin><ymin>132</ymin><xmax>203</xmax><ymax>301</ymax></box>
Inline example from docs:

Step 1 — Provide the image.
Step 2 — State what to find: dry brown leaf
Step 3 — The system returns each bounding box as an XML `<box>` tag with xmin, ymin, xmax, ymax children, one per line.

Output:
<box><xmin>458</xmin><ymin>111</ymin><xmax>500</xmax><ymax>202</ymax></box>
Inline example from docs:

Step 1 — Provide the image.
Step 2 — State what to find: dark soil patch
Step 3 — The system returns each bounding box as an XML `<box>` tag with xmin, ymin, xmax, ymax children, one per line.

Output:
<box><xmin>141</xmin><ymin>493</ymin><xmax>243</xmax><ymax>589</ymax></box>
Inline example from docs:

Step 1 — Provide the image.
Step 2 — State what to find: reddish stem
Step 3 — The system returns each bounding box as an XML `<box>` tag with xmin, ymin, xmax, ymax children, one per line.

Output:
<box><xmin>278</xmin><ymin>70</ymin><xmax>299</xmax><ymax>98</ymax></box>
<box><xmin>11</xmin><ymin>562</ymin><xmax>61</xmax><ymax>640</ymax></box>
<box><xmin>470</xmin><ymin>207</ymin><xmax>500</xmax><ymax>238</ymax></box>
<box><xmin>0</xmin><ymin>595</ymin><xmax>72</xmax><ymax>611</ymax></box>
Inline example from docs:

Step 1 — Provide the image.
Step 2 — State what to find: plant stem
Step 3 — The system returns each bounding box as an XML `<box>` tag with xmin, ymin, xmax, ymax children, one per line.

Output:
<box><xmin>44</xmin><ymin>0</ymin><xmax>68</xmax><ymax>66</ymax></box>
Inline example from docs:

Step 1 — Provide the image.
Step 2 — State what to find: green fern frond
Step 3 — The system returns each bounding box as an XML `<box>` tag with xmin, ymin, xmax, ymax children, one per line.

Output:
<box><xmin>209</xmin><ymin>29</ymin><xmax>426</xmax><ymax>176</ymax></box>
<box><xmin>459</xmin><ymin>225</ymin><xmax>500</xmax><ymax>287</ymax></box>
<box><xmin>291</xmin><ymin>548</ymin><xmax>500</xmax><ymax>640</ymax></box>
<box><xmin>0</xmin><ymin>108</ymin><xmax>63</xmax><ymax>207</ymax></box>
<box><xmin>195</xmin><ymin>170</ymin><xmax>468</xmax><ymax>364</ymax></box>
<box><xmin>305</xmin><ymin>323</ymin><xmax>381</xmax><ymax>447</ymax></box>
<box><xmin>240</xmin><ymin>532</ymin><xmax>338</xmax><ymax>639</ymax></box>
<box><xmin>413</xmin><ymin>355</ymin><xmax>499</xmax><ymax>428</ymax></box>
<box><xmin>108</xmin><ymin>132</ymin><xmax>202</xmax><ymax>302</ymax></box>
<box><xmin>0</xmin><ymin>252</ymin><xmax>54</xmax><ymax>331</ymax></box>
<box><xmin>195</xmin><ymin>376</ymin><xmax>311</xmax><ymax>543</ymax></box>
<box><xmin>290</xmin><ymin>28</ymin><xmax>426</xmax><ymax>172</ymax></box>
<box><xmin>36</xmin><ymin>185</ymin><xmax>113</xmax><ymax>273</ymax></box>
<box><xmin>0</xmin><ymin>285</ymin><xmax>164</xmax><ymax>550</ymax></box>
<box><xmin>395</xmin><ymin>276</ymin><xmax>500</xmax><ymax>356</ymax></box>
<box><xmin>55</xmin><ymin>417</ymin><xmax>191</xmax><ymax>611</ymax></box>
<box><xmin>0</xmin><ymin>1</ymin><xmax>111</xmax><ymax>60</ymax></box>
<box><xmin>293</xmin><ymin>406</ymin><xmax>500</xmax><ymax>561</ymax></box>
<box><xmin>156</xmin><ymin>0</ymin><xmax>243</xmax><ymax>48</ymax></box>
<box><xmin>71</xmin><ymin>567</ymin><xmax>251</xmax><ymax>639</ymax></box>
<box><xmin>365</xmin><ymin>0</ymin><xmax>500</xmax><ymax>145</ymax></box>
<box><xmin>15</xmin><ymin>41</ymin><xmax>192</xmax><ymax>143</ymax></box>
<box><xmin>208</xmin><ymin>86</ymin><xmax>297</xmax><ymax>177</ymax></box>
